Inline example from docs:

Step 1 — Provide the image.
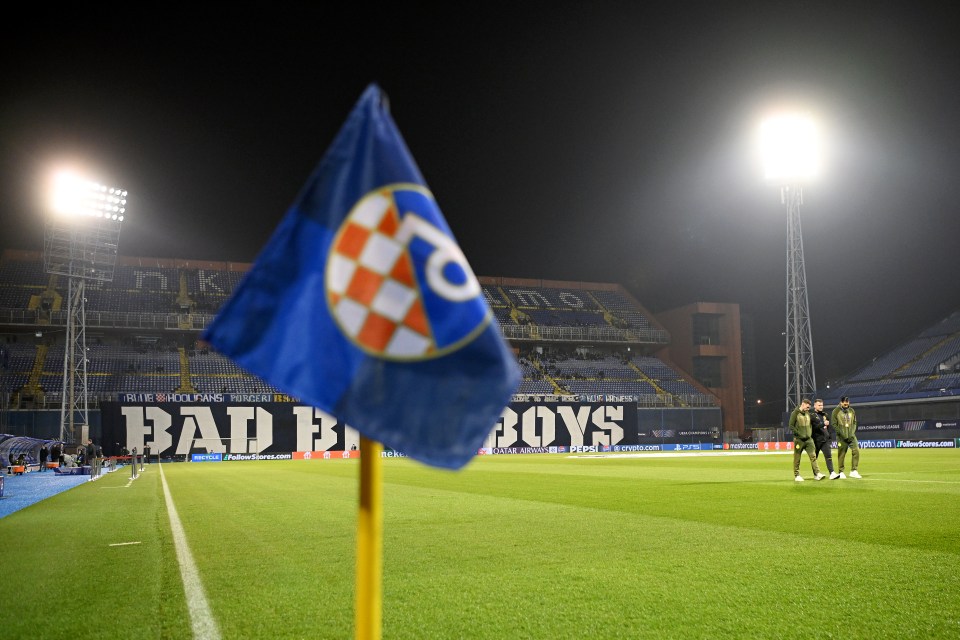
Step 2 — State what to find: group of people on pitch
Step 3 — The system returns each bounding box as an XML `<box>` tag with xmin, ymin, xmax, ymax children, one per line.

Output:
<box><xmin>789</xmin><ymin>395</ymin><xmax>861</xmax><ymax>482</ymax></box>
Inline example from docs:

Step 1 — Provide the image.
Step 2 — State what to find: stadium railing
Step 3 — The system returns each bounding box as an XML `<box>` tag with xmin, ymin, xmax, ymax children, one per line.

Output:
<box><xmin>1</xmin><ymin>307</ymin><xmax>669</xmax><ymax>345</ymax></box>
<box><xmin>0</xmin><ymin>308</ymin><xmax>215</xmax><ymax>331</ymax></box>
<box><xmin>500</xmin><ymin>323</ymin><xmax>668</xmax><ymax>344</ymax></box>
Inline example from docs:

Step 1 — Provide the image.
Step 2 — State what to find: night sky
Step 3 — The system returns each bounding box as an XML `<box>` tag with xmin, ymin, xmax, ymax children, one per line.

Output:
<box><xmin>3</xmin><ymin>5</ymin><xmax>959</xmax><ymax>413</ymax></box>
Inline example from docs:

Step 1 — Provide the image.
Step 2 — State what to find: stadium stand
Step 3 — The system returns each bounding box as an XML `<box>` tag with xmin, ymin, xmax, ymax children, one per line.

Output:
<box><xmin>0</xmin><ymin>252</ymin><xmax>704</xmax><ymax>400</ymax></box>
<box><xmin>486</xmin><ymin>280</ymin><xmax>670</xmax><ymax>346</ymax></box>
<box><xmin>821</xmin><ymin>310</ymin><xmax>960</xmax><ymax>403</ymax></box>
<box><xmin>189</xmin><ymin>348</ymin><xmax>282</xmax><ymax>394</ymax></box>
<box><xmin>2</xmin><ymin>249</ymin><xmax>727</xmax><ymax>439</ymax></box>
<box><xmin>518</xmin><ymin>349</ymin><xmax>714</xmax><ymax>407</ymax></box>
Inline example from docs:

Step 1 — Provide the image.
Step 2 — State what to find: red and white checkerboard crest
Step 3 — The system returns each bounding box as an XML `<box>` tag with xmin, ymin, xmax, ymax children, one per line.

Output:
<box><xmin>325</xmin><ymin>184</ymin><xmax>489</xmax><ymax>360</ymax></box>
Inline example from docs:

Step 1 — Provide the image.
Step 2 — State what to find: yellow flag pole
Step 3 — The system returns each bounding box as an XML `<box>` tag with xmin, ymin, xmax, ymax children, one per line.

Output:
<box><xmin>356</xmin><ymin>435</ymin><xmax>384</xmax><ymax>640</ymax></box>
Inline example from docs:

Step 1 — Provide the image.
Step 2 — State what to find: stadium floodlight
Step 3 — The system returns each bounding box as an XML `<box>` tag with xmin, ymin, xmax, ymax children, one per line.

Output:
<box><xmin>759</xmin><ymin>114</ymin><xmax>820</xmax><ymax>183</ymax></box>
<box><xmin>45</xmin><ymin>171</ymin><xmax>126</xmax><ymax>282</ymax></box>
<box><xmin>43</xmin><ymin>168</ymin><xmax>128</xmax><ymax>446</ymax></box>
<box><xmin>50</xmin><ymin>171</ymin><xmax>127</xmax><ymax>221</ymax></box>
<box><xmin>758</xmin><ymin>112</ymin><xmax>819</xmax><ymax>414</ymax></box>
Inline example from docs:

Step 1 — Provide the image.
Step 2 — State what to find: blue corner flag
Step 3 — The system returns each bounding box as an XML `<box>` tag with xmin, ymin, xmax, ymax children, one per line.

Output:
<box><xmin>202</xmin><ymin>84</ymin><xmax>520</xmax><ymax>469</ymax></box>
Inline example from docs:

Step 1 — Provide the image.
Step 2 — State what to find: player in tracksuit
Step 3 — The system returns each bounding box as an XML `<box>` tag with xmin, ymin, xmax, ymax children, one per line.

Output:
<box><xmin>831</xmin><ymin>396</ymin><xmax>861</xmax><ymax>478</ymax></box>
<box><xmin>811</xmin><ymin>399</ymin><xmax>839</xmax><ymax>479</ymax></box>
<box><xmin>789</xmin><ymin>398</ymin><xmax>824</xmax><ymax>482</ymax></box>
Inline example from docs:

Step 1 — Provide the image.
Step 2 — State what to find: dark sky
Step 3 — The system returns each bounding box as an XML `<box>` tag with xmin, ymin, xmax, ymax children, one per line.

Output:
<box><xmin>3</xmin><ymin>4</ymin><xmax>959</xmax><ymax>410</ymax></box>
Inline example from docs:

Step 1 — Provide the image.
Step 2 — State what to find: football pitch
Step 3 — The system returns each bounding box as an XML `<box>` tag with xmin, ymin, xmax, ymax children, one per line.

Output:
<box><xmin>1</xmin><ymin>449</ymin><xmax>958</xmax><ymax>639</ymax></box>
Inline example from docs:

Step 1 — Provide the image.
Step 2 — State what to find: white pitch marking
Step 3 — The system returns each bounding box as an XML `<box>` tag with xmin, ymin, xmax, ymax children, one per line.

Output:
<box><xmin>104</xmin><ymin>478</ymin><xmax>136</xmax><ymax>488</ymax></box>
<box><xmin>160</xmin><ymin>462</ymin><xmax>221</xmax><ymax>640</ymax></box>
<box><xmin>856</xmin><ymin>478</ymin><xmax>960</xmax><ymax>484</ymax></box>
<box><xmin>569</xmin><ymin>450</ymin><xmax>794</xmax><ymax>459</ymax></box>
<box><xmin>109</xmin><ymin>541</ymin><xmax>142</xmax><ymax>547</ymax></box>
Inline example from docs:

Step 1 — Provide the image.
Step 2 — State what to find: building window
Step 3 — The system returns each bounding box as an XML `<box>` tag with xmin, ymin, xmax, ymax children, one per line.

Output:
<box><xmin>692</xmin><ymin>313</ymin><xmax>721</xmax><ymax>346</ymax></box>
<box><xmin>693</xmin><ymin>356</ymin><xmax>723</xmax><ymax>388</ymax></box>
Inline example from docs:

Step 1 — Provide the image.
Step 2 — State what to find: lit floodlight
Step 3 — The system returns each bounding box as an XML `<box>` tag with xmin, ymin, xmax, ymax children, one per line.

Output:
<box><xmin>756</xmin><ymin>111</ymin><xmax>820</xmax><ymax>412</ymax></box>
<box><xmin>50</xmin><ymin>170</ymin><xmax>128</xmax><ymax>219</ymax></box>
<box><xmin>44</xmin><ymin>168</ymin><xmax>128</xmax><ymax>282</ymax></box>
<box><xmin>43</xmin><ymin>166</ymin><xmax>129</xmax><ymax>448</ymax></box>
<box><xmin>759</xmin><ymin>114</ymin><xmax>819</xmax><ymax>183</ymax></box>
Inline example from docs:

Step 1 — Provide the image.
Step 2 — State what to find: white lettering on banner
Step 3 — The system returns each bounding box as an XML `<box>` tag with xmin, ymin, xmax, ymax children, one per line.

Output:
<box><xmin>226</xmin><ymin>406</ymin><xmax>273</xmax><ymax>453</ymax></box>
<box><xmin>134</xmin><ymin>270</ymin><xmax>169</xmax><ymax>291</ymax></box>
<box><xmin>855</xmin><ymin>440</ymin><xmax>895</xmax><ymax>449</ymax></box>
<box><xmin>177</xmin><ymin>407</ymin><xmax>224</xmax><ymax>454</ymax></box>
<box><xmin>226</xmin><ymin>406</ymin><xmax>254</xmax><ymax>452</ymax></box>
<box><xmin>123</xmin><ymin>393</ymin><xmax>227</xmax><ymax>403</ymax></box>
<box><xmin>557</xmin><ymin>405</ymin><xmax>591</xmax><ymax>447</ymax></box>
<box><xmin>116</xmin><ymin>403</ymin><xmax>632</xmax><ymax>455</ymax></box>
<box><xmin>496</xmin><ymin>408</ymin><xmax>519</xmax><ymax>448</ymax></box>
<box><xmin>495</xmin><ymin>404</ymin><xmax>627</xmax><ymax>448</ymax></box>
<box><xmin>122</xmin><ymin>406</ymin><xmax>173</xmax><ymax>455</ymax></box>
<box><xmin>197</xmin><ymin>269</ymin><xmax>223</xmax><ymax>293</ymax></box>
<box><xmin>228</xmin><ymin>394</ymin><xmax>272</xmax><ymax>403</ymax></box>
<box><xmin>592</xmin><ymin>406</ymin><xmax>624</xmax><ymax>446</ymax></box>
<box><xmin>293</xmin><ymin>406</ymin><xmax>338</xmax><ymax>452</ymax></box>
<box><xmin>898</xmin><ymin>440</ymin><xmax>955</xmax><ymax>448</ymax></box>
<box><xmin>520</xmin><ymin>406</ymin><xmax>556</xmax><ymax>447</ymax></box>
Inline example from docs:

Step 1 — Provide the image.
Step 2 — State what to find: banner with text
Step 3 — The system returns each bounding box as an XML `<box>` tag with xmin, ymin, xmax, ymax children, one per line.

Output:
<box><xmin>485</xmin><ymin>402</ymin><xmax>638</xmax><ymax>449</ymax></box>
<box><xmin>858</xmin><ymin>420</ymin><xmax>959</xmax><ymax>433</ymax></box>
<box><xmin>103</xmin><ymin>401</ymin><xmax>640</xmax><ymax>458</ymax></box>
<box><xmin>101</xmin><ymin>402</ymin><xmax>358</xmax><ymax>457</ymax></box>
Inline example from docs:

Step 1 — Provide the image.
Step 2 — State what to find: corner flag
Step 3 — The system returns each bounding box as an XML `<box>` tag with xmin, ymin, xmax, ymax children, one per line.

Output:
<box><xmin>202</xmin><ymin>83</ymin><xmax>520</xmax><ymax>469</ymax></box>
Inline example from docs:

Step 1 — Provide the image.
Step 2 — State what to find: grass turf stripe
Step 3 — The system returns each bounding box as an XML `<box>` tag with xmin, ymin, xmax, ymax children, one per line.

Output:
<box><xmin>160</xmin><ymin>462</ymin><xmax>222</xmax><ymax>640</ymax></box>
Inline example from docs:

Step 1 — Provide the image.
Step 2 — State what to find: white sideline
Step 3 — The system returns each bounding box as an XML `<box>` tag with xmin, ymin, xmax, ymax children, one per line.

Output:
<box><xmin>159</xmin><ymin>462</ymin><xmax>222</xmax><ymax>640</ymax></box>
<box><xmin>569</xmin><ymin>450</ymin><xmax>794</xmax><ymax>459</ymax></box>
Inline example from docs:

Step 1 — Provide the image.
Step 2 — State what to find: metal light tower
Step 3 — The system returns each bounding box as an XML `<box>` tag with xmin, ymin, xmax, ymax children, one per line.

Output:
<box><xmin>760</xmin><ymin>114</ymin><xmax>820</xmax><ymax>412</ymax></box>
<box><xmin>43</xmin><ymin>171</ymin><xmax>127</xmax><ymax>445</ymax></box>
<box><xmin>782</xmin><ymin>184</ymin><xmax>816</xmax><ymax>411</ymax></box>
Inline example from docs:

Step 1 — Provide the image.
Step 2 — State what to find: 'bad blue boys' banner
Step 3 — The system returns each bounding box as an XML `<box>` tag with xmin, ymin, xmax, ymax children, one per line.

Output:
<box><xmin>102</xmin><ymin>401</ymin><xmax>640</xmax><ymax>457</ymax></box>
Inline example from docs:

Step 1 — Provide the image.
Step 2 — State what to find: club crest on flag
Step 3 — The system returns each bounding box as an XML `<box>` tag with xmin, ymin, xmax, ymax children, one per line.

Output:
<box><xmin>326</xmin><ymin>183</ymin><xmax>488</xmax><ymax>360</ymax></box>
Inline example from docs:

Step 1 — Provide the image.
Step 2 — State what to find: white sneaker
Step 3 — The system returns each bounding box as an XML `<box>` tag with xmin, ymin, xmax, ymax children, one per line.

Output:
<box><xmin>814</xmin><ymin>473</ymin><xmax>826</xmax><ymax>480</ymax></box>
<box><xmin>829</xmin><ymin>472</ymin><xmax>840</xmax><ymax>479</ymax></box>
<box><xmin>794</xmin><ymin>475</ymin><xmax>805</xmax><ymax>482</ymax></box>
<box><xmin>837</xmin><ymin>472</ymin><xmax>846</xmax><ymax>479</ymax></box>
<box><xmin>850</xmin><ymin>470</ymin><xmax>862</xmax><ymax>479</ymax></box>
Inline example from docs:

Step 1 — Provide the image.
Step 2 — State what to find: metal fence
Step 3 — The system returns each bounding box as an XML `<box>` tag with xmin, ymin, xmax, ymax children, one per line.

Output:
<box><xmin>0</xmin><ymin>308</ymin><xmax>216</xmax><ymax>331</ymax></box>
<box><xmin>2</xmin><ymin>307</ymin><xmax>668</xmax><ymax>345</ymax></box>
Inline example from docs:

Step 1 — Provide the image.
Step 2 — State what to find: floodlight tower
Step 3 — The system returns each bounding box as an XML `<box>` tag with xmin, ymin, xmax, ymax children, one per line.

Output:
<box><xmin>43</xmin><ymin>171</ymin><xmax>127</xmax><ymax>445</ymax></box>
<box><xmin>759</xmin><ymin>114</ymin><xmax>819</xmax><ymax>413</ymax></box>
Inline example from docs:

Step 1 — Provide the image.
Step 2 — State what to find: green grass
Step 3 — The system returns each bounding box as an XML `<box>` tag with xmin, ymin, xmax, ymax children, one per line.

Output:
<box><xmin>2</xmin><ymin>450</ymin><xmax>959</xmax><ymax>639</ymax></box>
